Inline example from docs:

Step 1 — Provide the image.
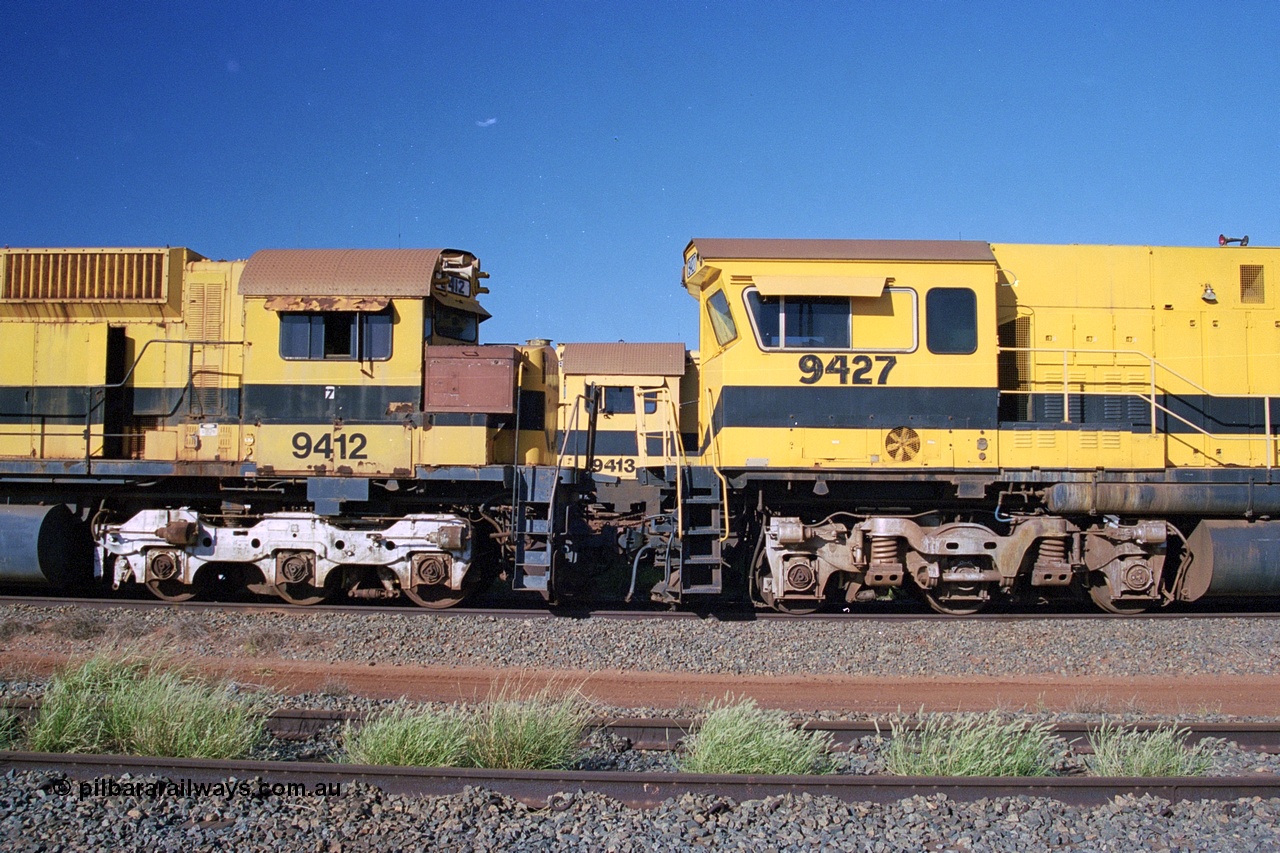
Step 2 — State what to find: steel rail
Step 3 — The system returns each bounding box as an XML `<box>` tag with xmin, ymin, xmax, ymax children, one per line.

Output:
<box><xmin>4</xmin><ymin>594</ymin><xmax>1280</xmax><ymax>622</ymax></box>
<box><xmin>6</xmin><ymin>702</ymin><xmax>1277</xmax><ymax>752</ymax></box>
<box><xmin>2</xmin><ymin>750</ymin><xmax>1277</xmax><ymax>808</ymax></box>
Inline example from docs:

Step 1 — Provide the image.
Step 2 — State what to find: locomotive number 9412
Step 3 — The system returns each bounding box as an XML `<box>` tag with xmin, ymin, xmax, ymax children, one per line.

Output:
<box><xmin>291</xmin><ymin>432</ymin><xmax>369</xmax><ymax>460</ymax></box>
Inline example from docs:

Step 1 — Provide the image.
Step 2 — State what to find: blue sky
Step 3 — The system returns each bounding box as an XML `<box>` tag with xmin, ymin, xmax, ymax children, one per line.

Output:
<box><xmin>2</xmin><ymin>2</ymin><xmax>1277</xmax><ymax>346</ymax></box>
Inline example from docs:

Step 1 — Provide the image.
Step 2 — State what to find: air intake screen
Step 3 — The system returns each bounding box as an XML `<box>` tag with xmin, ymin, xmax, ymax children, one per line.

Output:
<box><xmin>1241</xmin><ymin>265</ymin><xmax>1265</xmax><ymax>304</ymax></box>
<box><xmin>2</xmin><ymin>250</ymin><xmax>168</xmax><ymax>302</ymax></box>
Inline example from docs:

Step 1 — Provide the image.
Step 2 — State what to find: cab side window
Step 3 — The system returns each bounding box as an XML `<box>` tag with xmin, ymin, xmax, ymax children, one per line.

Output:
<box><xmin>602</xmin><ymin>386</ymin><xmax>635</xmax><ymax>414</ymax></box>
<box><xmin>433</xmin><ymin>305</ymin><xmax>478</xmax><ymax>343</ymax></box>
<box><xmin>280</xmin><ymin>309</ymin><xmax>392</xmax><ymax>360</ymax></box>
<box><xmin>706</xmin><ymin>289</ymin><xmax>738</xmax><ymax>347</ymax></box>
<box><xmin>925</xmin><ymin>288</ymin><xmax>977</xmax><ymax>354</ymax></box>
<box><xmin>744</xmin><ymin>291</ymin><xmax>851</xmax><ymax>349</ymax></box>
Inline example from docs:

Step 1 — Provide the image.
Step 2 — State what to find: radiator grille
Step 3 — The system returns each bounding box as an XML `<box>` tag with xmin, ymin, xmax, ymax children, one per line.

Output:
<box><xmin>2</xmin><ymin>250</ymin><xmax>168</xmax><ymax>302</ymax></box>
<box><xmin>1241</xmin><ymin>265</ymin><xmax>1265</xmax><ymax>304</ymax></box>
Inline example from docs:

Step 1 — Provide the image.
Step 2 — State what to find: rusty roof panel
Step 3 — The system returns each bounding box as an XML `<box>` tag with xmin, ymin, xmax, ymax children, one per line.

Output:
<box><xmin>690</xmin><ymin>238</ymin><xmax>996</xmax><ymax>263</ymax></box>
<box><xmin>264</xmin><ymin>295</ymin><xmax>391</xmax><ymax>312</ymax></box>
<box><xmin>239</xmin><ymin>249</ymin><xmax>455</xmax><ymax>297</ymax></box>
<box><xmin>561</xmin><ymin>342</ymin><xmax>687</xmax><ymax>376</ymax></box>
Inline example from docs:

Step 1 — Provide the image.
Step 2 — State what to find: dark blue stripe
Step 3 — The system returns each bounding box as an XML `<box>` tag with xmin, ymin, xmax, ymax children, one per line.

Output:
<box><xmin>715</xmin><ymin>386</ymin><xmax>1001</xmax><ymax>430</ymax></box>
<box><xmin>562</xmin><ymin>430</ymin><xmax>700</xmax><ymax>456</ymax></box>
<box><xmin>243</xmin><ymin>384</ymin><xmax>419</xmax><ymax>424</ymax></box>
<box><xmin>0</xmin><ymin>387</ymin><xmax>101</xmax><ymax>425</ymax></box>
<box><xmin>1023</xmin><ymin>393</ymin><xmax>1280</xmax><ymax>435</ymax></box>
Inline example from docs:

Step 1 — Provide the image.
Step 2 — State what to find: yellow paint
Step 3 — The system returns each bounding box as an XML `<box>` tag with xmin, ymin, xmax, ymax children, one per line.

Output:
<box><xmin>686</xmin><ymin>241</ymin><xmax>997</xmax><ymax>470</ymax></box>
<box><xmin>688</xmin><ymin>240</ymin><xmax>1280</xmax><ymax>473</ymax></box>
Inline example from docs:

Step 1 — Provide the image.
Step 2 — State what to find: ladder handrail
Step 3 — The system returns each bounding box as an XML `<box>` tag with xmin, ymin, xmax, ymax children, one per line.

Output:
<box><xmin>632</xmin><ymin>384</ymin><xmax>687</xmax><ymax>531</ymax></box>
<box><xmin>998</xmin><ymin>345</ymin><xmax>1276</xmax><ymax>469</ymax></box>
<box><xmin>999</xmin><ymin>344</ymin><xmax>1276</xmax><ymax>402</ymax></box>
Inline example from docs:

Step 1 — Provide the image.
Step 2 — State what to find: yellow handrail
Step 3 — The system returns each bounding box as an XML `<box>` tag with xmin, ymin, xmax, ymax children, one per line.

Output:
<box><xmin>998</xmin><ymin>345</ymin><xmax>1276</xmax><ymax>468</ymax></box>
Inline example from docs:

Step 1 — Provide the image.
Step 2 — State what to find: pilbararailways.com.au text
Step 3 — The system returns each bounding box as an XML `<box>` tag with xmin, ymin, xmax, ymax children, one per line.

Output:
<box><xmin>72</xmin><ymin>778</ymin><xmax>342</xmax><ymax>798</ymax></box>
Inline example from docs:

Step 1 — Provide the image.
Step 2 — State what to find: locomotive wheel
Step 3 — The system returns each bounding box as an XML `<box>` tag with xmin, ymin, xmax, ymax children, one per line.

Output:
<box><xmin>922</xmin><ymin>581</ymin><xmax>991</xmax><ymax>615</ymax></box>
<box><xmin>769</xmin><ymin>599</ymin><xmax>822</xmax><ymax>615</ymax></box>
<box><xmin>1088</xmin><ymin>582</ymin><xmax>1150</xmax><ymax>615</ymax></box>
<box><xmin>145</xmin><ymin>578</ymin><xmax>197</xmax><ymax>602</ymax></box>
<box><xmin>755</xmin><ymin>567</ymin><xmax>822</xmax><ymax>614</ymax></box>
<box><xmin>273</xmin><ymin>582</ymin><xmax>328</xmax><ymax>606</ymax></box>
<box><xmin>403</xmin><ymin>584</ymin><xmax>468</xmax><ymax>609</ymax></box>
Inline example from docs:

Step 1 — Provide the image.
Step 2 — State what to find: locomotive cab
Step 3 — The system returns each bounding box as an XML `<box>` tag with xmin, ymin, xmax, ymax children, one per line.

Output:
<box><xmin>684</xmin><ymin>238</ymin><xmax>1001</xmax><ymax>472</ymax></box>
<box><xmin>556</xmin><ymin>342</ymin><xmax>697</xmax><ymax>477</ymax></box>
<box><xmin>235</xmin><ymin>248</ymin><xmax>497</xmax><ymax>478</ymax></box>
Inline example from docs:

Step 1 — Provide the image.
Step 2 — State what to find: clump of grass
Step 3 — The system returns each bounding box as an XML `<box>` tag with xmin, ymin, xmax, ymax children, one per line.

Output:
<box><xmin>25</xmin><ymin>655</ymin><xmax>138</xmax><ymax>753</ymax></box>
<box><xmin>343</xmin><ymin>704</ymin><xmax>469</xmax><ymax>767</ymax></box>
<box><xmin>679</xmin><ymin>698</ymin><xmax>833</xmax><ymax>776</ymax></box>
<box><xmin>166</xmin><ymin>617</ymin><xmax>211</xmax><ymax>642</ymax></box>
<box><xmin>26</xmin><ymin>655</ymin><xmax>263</xmax><ymax>759</ymax></box>
<box><xmin>319</xmin><ymin>676</ymin><xmax>351</xmax><ymax>698</ymax></box>
<box><xmin>464</xmin><ymin>686</ymin><xmax>590</xmax><ymax>770</ymax></box>
<box><xmin>343</xmin><ymin>686</ymin><xmax>590</xmax><ymax>770</ymax></box>
<box><xmin>885</xmin><ymin>711</ymin><xmax>1059</xmax><ymax>777</ymax></box>
<box><xmin>1087</xmin><ymin>720</ymin><xmax>1214</xmax><ymax>777</ymax></box>
<box><xmin>0</xmin><ymin>710</ymin><xmax>18</xmax><ymax>749</ymax></box>
<box><xmin>109</xmin><ymin>614</ymin><xmax>152</xmax><ymax>641</ymax></box>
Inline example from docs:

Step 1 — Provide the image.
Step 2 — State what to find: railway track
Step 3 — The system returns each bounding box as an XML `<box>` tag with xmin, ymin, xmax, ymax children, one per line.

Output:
<box><xmin>5</xmin><ymin>593</ymin><xmax>1280</xmax><ymax>621</ymax></box>
<box><xmin>7</xmin><ymin>705</ymin><xmax>1280</xmax><ymax>807</ymax></box>
<box><xmin>3</xmin><ymin>749</ymin><xmax>1278</xmax><ymax>809</ymax></box>
<box><xmin>8</xmin><ymin>702</ymin><xmax>1280</xmax><ymax>750</ymax></box>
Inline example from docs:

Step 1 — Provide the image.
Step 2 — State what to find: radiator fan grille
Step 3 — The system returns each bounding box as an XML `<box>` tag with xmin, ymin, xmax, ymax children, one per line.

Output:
<box><xmin>885</xmin><ymin>427</ymin><xmax>921</xmax><ymax>462</ymax></box>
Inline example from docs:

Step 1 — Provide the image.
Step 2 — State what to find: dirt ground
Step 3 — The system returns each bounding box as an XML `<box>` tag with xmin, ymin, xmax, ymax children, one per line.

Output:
<box><xmin>3</xmin><ymin>650</ymin><xmax>1276</xmax><ymax>716</ymax></box>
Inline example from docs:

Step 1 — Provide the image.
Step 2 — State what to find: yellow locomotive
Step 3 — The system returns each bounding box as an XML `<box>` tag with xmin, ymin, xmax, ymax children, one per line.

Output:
<box><xmin>0</xmin><ymin>247</ymin><xmax>557</xmax><ymax>607</ymax></box>
<box><xmin>0</xmin><ymin>237</ymin><xmax>1276</xmax><ymax>614</ymax></box>
<box><xmin>683</xmin><ymin>238</ymin><xmax>1280</xmax><ymax>613</ymax></box>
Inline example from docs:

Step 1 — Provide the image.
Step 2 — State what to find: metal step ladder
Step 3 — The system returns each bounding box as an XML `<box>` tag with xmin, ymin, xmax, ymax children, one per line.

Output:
<box><xmin>630</xmin><ymin>385</ymin><xmax>728</xmax><ymax>603</ymax></box>
<box><xmin>510</xmin><ymin>466</ymin><xmax>561</xmax><ymax>598</ymax></box>
<box><xmin>675</xmin><ymin>465</ymin><xmax>726</xmax><ymax>594</ymax></box>
<box><xmin>651</xmin><ymin>465</ymin><xmax>725</xmax><ymax>602</ymax></box>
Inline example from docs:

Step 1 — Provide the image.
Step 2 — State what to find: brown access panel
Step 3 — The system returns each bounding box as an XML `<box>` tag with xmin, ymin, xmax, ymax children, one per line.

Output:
<box><xmin>423</xmin><ymin>345</ymin><xmax>517</xmax><ymax>414</ymax></box>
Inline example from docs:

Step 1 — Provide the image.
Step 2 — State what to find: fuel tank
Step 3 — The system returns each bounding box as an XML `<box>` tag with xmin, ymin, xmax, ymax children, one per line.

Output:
<box><xmin>0</xmin><ymin>504</ymin><xmax>95</xmax><ymax>586</ymax></box>
<box><xmin>1044</xmin><ymin>483</ymin><xmax>1280</xmax><ymax>516</ymax></box>
<box><xmin>1181</xmin><ymin>519</ymin><xmax>1280</xmax><ymax>599</ymax></box>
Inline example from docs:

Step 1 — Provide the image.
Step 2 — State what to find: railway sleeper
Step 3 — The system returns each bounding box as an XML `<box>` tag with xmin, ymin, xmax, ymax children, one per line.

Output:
<box><xmin>102</xmin><ymin>509</ymin><xmax>474</xmax><ymax>608</ymax></box>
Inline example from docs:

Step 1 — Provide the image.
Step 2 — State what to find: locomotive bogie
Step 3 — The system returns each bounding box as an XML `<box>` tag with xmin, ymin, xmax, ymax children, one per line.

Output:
<box><xmin>756</xmin><ymin>510</ymin><xmax>1174</xmax><ymax>614</ymax></box>
<box><xmin>105</xmin><ymin>509</ymin><xmax>473</xmax><ymax>606</ymax></box>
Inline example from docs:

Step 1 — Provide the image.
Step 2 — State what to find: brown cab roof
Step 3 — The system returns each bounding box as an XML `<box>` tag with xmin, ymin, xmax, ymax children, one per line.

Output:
<box><xmin>690</xmin><ymin>238</ymin><xmax>996</xmax><ymax>263</ymax></box>
<box><xmin>239</xmin><ymin>249</ymin><xmax>464</xmax><ymax>297</ymax></box>
<box><xmin>561</xmin><ymin>342</ymin><xmax>687</xmax><ymax>376</ymax></box>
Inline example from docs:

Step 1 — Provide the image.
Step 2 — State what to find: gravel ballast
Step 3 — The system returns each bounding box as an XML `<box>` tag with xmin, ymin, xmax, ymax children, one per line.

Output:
<box><xmin>1</xmin><ymin>603</ymin><xmax>1278</xmax><ymax>679</ymax></box>
<box><xmin>3</xmin><ymin>602</ymin><xmax>1280</xmax><ymax>849</ymax></box>
<box><xmin>3</xmin><ymin>772</ymin><xmax>1280</xmax><ymax>852</ymax></box>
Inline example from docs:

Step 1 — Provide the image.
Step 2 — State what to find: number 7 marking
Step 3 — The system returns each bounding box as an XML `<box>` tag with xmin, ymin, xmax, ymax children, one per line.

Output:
<box><xmin>874</xmin><ymin>355</ymin><xmax>897</xmax><ymax>384</ymax></box>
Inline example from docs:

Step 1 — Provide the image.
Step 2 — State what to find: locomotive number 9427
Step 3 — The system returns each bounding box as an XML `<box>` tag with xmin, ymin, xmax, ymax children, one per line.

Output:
<box><xmin>797</xmin><ymin>354</ymin><xmax>897</xmax><ymax>385</ymax></box>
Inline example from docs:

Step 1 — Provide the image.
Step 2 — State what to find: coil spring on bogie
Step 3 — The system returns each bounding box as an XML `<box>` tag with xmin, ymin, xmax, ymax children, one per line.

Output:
<box><xmin>1037</xmin><ymin>538</ymin><xmax>1067</xmax><ymax>563</ymax></box>
<box><xmin>870</xmin><ymin>535</ymin><xmax>898</xmax><ymax>565</ymax></box>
